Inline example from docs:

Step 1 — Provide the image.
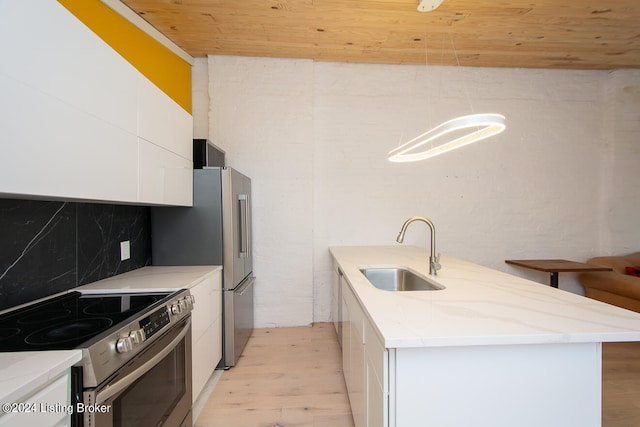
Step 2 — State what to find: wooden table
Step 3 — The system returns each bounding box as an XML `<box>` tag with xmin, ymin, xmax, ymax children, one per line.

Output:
<box><xmin>505</xmin><ymin>259</ymin><xmax>613</xmax><ymax>288</ymax></box>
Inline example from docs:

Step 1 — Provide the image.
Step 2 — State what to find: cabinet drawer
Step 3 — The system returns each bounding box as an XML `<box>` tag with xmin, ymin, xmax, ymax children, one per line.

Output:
<box><xmin>192</xmin><ymin>326</ymin><xmax>215</xmax><ymax>403</ymax></box>
<box><xmin>367</xmin><ymin>362</ymin><xmax>387</xmax><ymax>427</ymax></box>
<box><xmin>190</xmin><ymin>279</ymin><xmax>214</xmax><ymax>342</ymax></box>
<box><xmin>191</xmin><ymin>273</ymin><xmax>223</xmax><ymax>341</ymax></box>
<box><xmin>0</xmin><ymin>373</ymin><xmax>70</xmax><ymax>427</ymax></box>
<box><xmin>365</xmin><ymin>315</ymin><xmax>388</xmax><ymax>391</ymax></box>
<box><xmin>344</xmin><ymin>284</ymin><xmax>364</xmax><ymax>344</ymax></box>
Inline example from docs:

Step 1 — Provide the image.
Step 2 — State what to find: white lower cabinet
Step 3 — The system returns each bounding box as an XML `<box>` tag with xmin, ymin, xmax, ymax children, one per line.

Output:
<box><xmin>340</xmin><ymin>276</ymin><xmax>388</xmax><ymax>427</ymax></box>
<box><xmin>332</xmin><ymin>267</ymin><xmax>341</xmax><ymax>338</ymax></box>
<box><xmin>343</xmin><ymin>284</ymin><xmax>366</xmax><ymax>427</ymax></box>
<box><xmin>0</xmin><ymin>372</ymin><xmax>71</xmax><ymax>427</ymax></box>
<box><xmin>365</xmin><ymin>316</ymin><xmax>388</xmax><ymax>427</ymax></box>
<box><xmin>341</xmin><ymin>291</ymin><xmax>351</xmax><ymax>399</ymax></box>
<box><xmin>190</xmin><ymin>270</ymin><xmax>222</xmax><ymax>403</ymax></box>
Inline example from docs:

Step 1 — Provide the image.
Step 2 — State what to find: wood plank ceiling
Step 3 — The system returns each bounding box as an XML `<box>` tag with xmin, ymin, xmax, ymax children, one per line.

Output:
<box><xmin>122</xmin><ymin>0</ymin><xmax>640</xmax><ymax>69</ymax></box>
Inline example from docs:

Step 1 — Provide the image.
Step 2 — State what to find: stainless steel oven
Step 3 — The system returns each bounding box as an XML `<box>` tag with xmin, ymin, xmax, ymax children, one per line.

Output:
<box><xmin>79</xmin><ymin>316</ymin><xmax>192</xmax><ymax>427</ymax></box>
<box><xmin>0</xmin><ymin>288</ymin><xmax>195</xmax><ymax>427</ymax></box>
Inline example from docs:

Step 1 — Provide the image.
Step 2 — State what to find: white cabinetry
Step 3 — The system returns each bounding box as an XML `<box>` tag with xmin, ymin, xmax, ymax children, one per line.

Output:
<box><xmin>339</xmin><ymin>268</ymin><xmax>388</xmax><ymax>427</ymax></box>
<box><xmin>331</xmin><ymin>267</ymin><xmax>342</xmax><ymax>340</ymax></box>
<box><xmin>138</xmin><ymin>138</ymin><xmax>192</xmax><ymax>206</ymax></box>
<box><xmin>138</xmin><ymin>76</ymin><xmax>192</xmax><ymax>161</ymax></box>
<box><xmin>364</xmin><ymin>315</ymin><xmax>388</xmax><ymax>427</ymax></box>
<box><xmin>137</xmin><ymin>76</ymin><xmax>193</xmax><ymax>206</ymax></box>
<box><xmin>342</xmin><ymin>283</ymin><xmax>366</xmax><ymax>427</ymax></box>
<box><xmin>190</xmin><ymin>270</ymin><xmax>223</xmax><ymax>403</ymax></box>
<box><xmin>0</xmin><ymin>1</ymin><xmax>192</xmax><ymax>206</ymax></box>
<box><xmin>0</xmin><ymin>371</ymin><xmax>71</xmax><ymax>427</ymax></box>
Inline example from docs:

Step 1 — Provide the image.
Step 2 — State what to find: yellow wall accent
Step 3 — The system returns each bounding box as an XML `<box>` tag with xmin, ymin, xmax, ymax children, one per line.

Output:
<box><xmin>58</xmin><ymin>0</ymin><xmax>192</xmax><ymax>114</ymax></box>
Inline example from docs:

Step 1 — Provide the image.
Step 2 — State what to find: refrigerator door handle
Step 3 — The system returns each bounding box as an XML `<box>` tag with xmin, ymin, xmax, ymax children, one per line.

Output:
<box><xmin>245</xmin><ymin>193</ymin><xmax>251</xmax><ymax>258</ymax></box>
<box><xmin>236</xmin><ymin>276</ymin><xmax>255</xmax><ymax>296</ymax></box>
<box><xmin>238</xmin><ymin>194</ymin><xmax>249</xmax><ymax>258</ymax></box>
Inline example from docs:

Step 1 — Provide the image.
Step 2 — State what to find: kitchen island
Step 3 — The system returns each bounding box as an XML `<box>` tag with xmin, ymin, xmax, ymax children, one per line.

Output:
<box><xmin>330</xmin><ymin>246</ymin><xmax>640</xmax><ymax>427</ymax></box>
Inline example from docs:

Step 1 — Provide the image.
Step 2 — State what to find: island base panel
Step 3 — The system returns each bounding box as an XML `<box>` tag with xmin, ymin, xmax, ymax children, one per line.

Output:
<box><xmin>393</xmin><ymin>342</ymin><xmax>601</xmax><ymax>427</ymax></box>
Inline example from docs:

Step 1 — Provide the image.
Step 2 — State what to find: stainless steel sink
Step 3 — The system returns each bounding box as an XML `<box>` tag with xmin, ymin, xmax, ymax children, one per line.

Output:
<box><xmin>359</xmin><ymin>267</ymin><xmax>445</xmax><ymax>291</ymax></box>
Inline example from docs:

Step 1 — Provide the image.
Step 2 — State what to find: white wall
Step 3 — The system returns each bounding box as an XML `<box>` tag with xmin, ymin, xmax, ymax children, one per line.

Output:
<box><xmin>198</xmin><ymin>56</ymin><xmax>640</xmax><ymax>327</ymax></box>
<box><xmin>207</xmin><ymin>57</ymin><xmax>315</xmax><ymax>327</ymax></box>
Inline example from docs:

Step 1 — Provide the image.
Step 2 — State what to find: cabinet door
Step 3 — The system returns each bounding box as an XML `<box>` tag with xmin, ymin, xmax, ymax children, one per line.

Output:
<box><xmin>0</xmin><ymin>74</ymin><xmax>139</xmax><ymax>203</ymax></box>
<box><xmin>0</xmin><ymin>1</ymin><xmax>138</xmax><ymax>134</ymax></box>
<box><xmin>365</xmin><ymin>316</ymin><xmax>388</xmax><ymax>427</ymax></box>
<box><xmin>0</xmin><ymin>1</ymin><xmax>192</xmax><ymax>206</ymax></box>
<box><xmin>341</xmin><ymin>292</ymin><xmax>351</xmax><ymax>393</ymax></box>
<box><xmin>332</xmin><ymin>266</ymin><xmax>341</xmax><ymax>338</ymax></box>
<box><xmin>0</xmin><ymin>372</ymin><xmax>70</xmax><ymax>427</ymax></box>
<box><xmin>138</xmin><ymin>74</ymin><xmax>193</xmax><ymax>160</ymax></box>
<box><xmin>0</xmin><ymin>1</ymin><xmax>139</xmax><ymax>203</ymax></box>
<box><xmin>350</xmin><ymin>321</ymin><xmax>366</xmax><ymax>427</ymax></box>
<box><xmin>343</xmin><ymin>284</ymin><xmax>366</xmax><ymax>427</ymax></box>
<box><xmin>191</xmin><ymin>271</ymin><xmax>223</xmax><ymax>403</ymax></box>
<box><xmin>191</xmin><ymin>277</ymin><xmax>215</xmax><ymax>343</ymax></box>
<box><xmin>367</xmin><ymin>364</ymin><xmax>386</xmax><ymax>427</ymax></box>
<box><xmin>138</xmin><ymin>139</ymin><xmax>193</xmax><ymax>206</ymax></box>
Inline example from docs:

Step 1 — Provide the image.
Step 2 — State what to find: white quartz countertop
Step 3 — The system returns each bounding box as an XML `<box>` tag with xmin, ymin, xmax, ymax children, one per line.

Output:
<box><xmin>0</xmin><ymin>350</ymin><xmax>81</xmax><ymax>404</ymax></box>
<box><xmin>75</xmin><ymin>265</ymin><xmax>221</xmax><ymax>293</ymax></box>
<box><xmin>330</xmin><ymin>245</ymin><xmax>640</xmax><ymax>348</ymax></box>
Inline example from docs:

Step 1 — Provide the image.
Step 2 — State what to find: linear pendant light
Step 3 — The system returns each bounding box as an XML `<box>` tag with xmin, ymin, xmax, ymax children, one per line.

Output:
<box><xmin>387</xmin><ymin>1</ymin><xmax>506</xmax><ymax>162</ymax></box>
<box><xmin>388</xmin><ymin>113</ymin><xmax>506</xmax><ymax>162</ymax></box>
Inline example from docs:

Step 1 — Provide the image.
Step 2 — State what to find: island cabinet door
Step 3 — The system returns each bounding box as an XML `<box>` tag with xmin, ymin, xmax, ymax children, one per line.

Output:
<box><xmin>341</xmin><ymin>292</ymin><xmax>351</xmax><ymax>391</ymax></box>
<box><xmin>342</xmin><ymin>283</ymin><xmax>366</xmax><ymax>427</ymax></box>
<box><xmin>364</xmin><ymin>315</ymin><xmax>388</xmax><ymax>427</ymax></box>
<box><xmin>331</xmin><ymin>264</ymin><xmax>342</xmax><ymax>340</ymax></box>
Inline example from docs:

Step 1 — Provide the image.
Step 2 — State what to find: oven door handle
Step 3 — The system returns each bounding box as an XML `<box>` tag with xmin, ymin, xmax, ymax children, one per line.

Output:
<box><xmin>95</xmin><ymin>318</ymin><xmax>191</xmax><ymax>405</ymax></box>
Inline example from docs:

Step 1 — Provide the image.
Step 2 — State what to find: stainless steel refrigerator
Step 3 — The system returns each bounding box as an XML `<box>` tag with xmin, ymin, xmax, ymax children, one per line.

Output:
<box><xmin>151</xmin><ymin>167</ymin><xmax>254</xmax><ymax>367</ymax></box>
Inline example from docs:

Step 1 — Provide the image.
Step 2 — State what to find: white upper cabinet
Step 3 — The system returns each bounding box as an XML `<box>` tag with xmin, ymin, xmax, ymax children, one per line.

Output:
<box><xmin>0</xmin><ymin>1</ymin><xmax>192</xmax><ymax>206</ymax></box>
<box><xmin>138</xmin><ymin>138</ymin><xmax>193</xmax><ymax>206</ymax></box>
<box><xmin>138</xmin><ymin>75</ymin><xmax>193</xmax><ymax>160</ymax></box>
<box><xmin>0</xmin><ymin>2</ymin><xmax>139</xmax><ymax>135</ymax></box>
<box><xmin>0</xmin><ymin>73</ymin><xmax>139</xmax><ymax>203</ymax></box>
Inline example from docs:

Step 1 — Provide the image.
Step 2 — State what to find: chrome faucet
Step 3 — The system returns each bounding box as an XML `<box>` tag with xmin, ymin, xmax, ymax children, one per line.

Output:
<box><xmin>396</xmin><ymin>216</ymin><xmax>441</xmax><ymax>276</ymax></box>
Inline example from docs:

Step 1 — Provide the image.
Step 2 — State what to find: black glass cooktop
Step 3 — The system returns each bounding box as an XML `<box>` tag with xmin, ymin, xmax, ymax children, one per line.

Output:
<box><xmin>0</xmin><ymin>291</ymin><xmax>171</xmax><ymax>351</ymax></box>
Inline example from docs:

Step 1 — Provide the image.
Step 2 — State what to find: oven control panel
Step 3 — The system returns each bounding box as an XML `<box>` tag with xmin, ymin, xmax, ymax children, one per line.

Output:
<box><xmin>140</xmin><ymin>307</ymin><xmax>171</xmax><ymax>339</ymax></box>
<box><xmin>114</xmin><ymin>293</ymin><xmax>194</xmax><ymax>353</ymax></box>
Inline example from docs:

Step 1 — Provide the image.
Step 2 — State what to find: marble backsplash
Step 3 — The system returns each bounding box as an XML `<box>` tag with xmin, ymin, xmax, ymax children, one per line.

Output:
<box><xmin>0</xmin><ymin>198</ymin><xmax>151</xmax><ymax>311</ymax></box>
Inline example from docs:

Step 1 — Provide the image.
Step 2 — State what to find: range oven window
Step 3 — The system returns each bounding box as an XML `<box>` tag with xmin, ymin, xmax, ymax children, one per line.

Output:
<box><xmin>112</xmin><ymin>339</ymin><xmax>186</xmax><ymax>427</ymax></box>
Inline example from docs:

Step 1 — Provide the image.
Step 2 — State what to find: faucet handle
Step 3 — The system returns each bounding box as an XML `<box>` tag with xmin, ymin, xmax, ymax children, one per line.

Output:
<box><xmin>434</xmin><ymin>253</ymin><xmax>442</xmax><ymax>271</ymax></box>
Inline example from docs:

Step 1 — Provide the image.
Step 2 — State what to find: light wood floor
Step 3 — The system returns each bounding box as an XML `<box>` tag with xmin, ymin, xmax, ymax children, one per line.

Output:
<box><xmin>195</xmin><ymin>323</ymin><xmax>354</xmax><ymax>427</ymax></box>
<box><xmin>195</xmin><ymin>324</ymin><xmax>640</xmax><ymax>427</ymax></box>
<box><xmin>602</xmin><ymin>342</ymin><xmax>640</xmax><ymax>427</ymax></box>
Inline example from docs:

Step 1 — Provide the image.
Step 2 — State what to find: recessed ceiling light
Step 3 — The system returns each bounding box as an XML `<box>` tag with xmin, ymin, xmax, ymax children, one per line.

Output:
<box><xmin>418</xmin><ymin>0</ymin><xmax>445</xmax><ymax>12</ymax></box>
